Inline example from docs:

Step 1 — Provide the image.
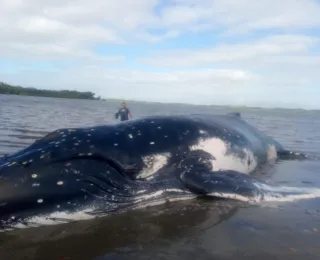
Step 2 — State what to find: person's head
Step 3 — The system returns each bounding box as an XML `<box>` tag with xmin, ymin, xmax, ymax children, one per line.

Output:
<box><xmin>121</xmin><ymin>102</ymin><xmax>126</xmax><ymax>108</ymax></box>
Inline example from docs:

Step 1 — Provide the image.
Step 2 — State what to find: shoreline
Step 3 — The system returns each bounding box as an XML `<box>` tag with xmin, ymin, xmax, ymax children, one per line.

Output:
<box><xmin>1</xmin><ymin>93</ymin><xmax>318</xmax><ymax>112</ymax></box>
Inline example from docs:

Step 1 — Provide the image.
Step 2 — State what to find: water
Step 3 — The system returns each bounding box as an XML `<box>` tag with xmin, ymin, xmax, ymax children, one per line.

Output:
<box><xmin>0</xmin><ymin>94</ymin><xmax>319</xmax><ymax>260</ymax></box>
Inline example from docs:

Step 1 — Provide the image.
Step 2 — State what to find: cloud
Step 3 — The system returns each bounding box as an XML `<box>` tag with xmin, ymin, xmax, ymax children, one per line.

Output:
<box><xmin>0</xmin><ymin>0</ymin><xmax>128</xmax><ymax>61</ymax></box>
<box><xmin>0</xmin><ymin>0</ymin><xmax>320</xmax><ymax>109</ymax></box>
<box><xmin>140</xmin><ymin>34</ymin><xmax>320</xmax><ymax>67</ymax></box>
<box><xmin>158</xmin><ymin>0</ymin><xmax>320</xmax><ymax>33</ymax></box>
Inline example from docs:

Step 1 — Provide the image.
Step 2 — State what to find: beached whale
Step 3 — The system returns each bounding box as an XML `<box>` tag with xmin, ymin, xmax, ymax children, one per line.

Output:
<box><xmin>0</xmin><ymin>113</ymin><xmax>308</xmax><ymax>231</ymax></box>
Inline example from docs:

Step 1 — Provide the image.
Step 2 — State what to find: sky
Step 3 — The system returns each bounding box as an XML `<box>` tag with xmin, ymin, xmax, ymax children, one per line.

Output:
<box><xmin>0</xmin><ymin>0</ymin><xmax>320</xmax><ymax>109</ymax></box>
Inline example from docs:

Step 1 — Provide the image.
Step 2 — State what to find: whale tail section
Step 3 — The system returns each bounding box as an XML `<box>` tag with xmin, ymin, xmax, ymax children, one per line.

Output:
<box><xmin>224</xmin><ymin>112</ymin><xmax>309</xmax><ymax>162</ymax></box>
<box><xmin>277</xmin><ymin>150</ymin><xmax>309</xmax><ymax>161</ymax></box>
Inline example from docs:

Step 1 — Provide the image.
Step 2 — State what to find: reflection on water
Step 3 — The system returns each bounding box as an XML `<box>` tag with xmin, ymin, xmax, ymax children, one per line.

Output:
<box><xmin>0</xmin><ymin>199</ymin><xmax>240</xmax><ymax>260</ymax></box>
<box><xmin>1</xmin><ymin>95</ymin><xmax>320</xmax><ymax>259</ymax></box>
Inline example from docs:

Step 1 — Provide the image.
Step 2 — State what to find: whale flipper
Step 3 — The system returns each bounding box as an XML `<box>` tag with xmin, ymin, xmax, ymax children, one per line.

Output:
<box><xmin>180</xmin><ymin>169</ymin><xmax>263</xmax><ymax>201</ymax></box>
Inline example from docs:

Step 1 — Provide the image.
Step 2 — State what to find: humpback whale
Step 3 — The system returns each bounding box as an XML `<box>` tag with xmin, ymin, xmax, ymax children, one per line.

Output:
<box><xmin>0</xmin><ymin>113</ymin><xmax>307</xmax><ymax>231</ymax></box>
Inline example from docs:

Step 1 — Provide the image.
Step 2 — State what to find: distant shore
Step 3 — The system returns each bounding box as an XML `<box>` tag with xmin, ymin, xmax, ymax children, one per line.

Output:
<box><xmin>0</xmin><ymin>81</ymin><xmax>100</xmax><ymax>100</ymax></box>
<box><xmin>0</xmin><ymin>81</ymin><xmax>317</xmax><ymax>112</ymax></box>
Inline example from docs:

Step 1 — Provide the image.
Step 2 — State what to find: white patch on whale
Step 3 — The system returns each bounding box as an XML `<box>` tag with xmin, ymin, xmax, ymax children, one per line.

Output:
<box><xmin>131</xmin><ymin>189</ymin><xmax>195</xmax><ymax>209</ymax></box>
<box><xmin>131</xmin><ymin>194</ymin><xmax>197</xmax><ymax>211</ymax></box>
<box><xmin>136</xmin><ymin>189</ymin><xmax>147</xmax><ymax>194</ymax></box>
<box><xmin>137</xmin><ymin>153</ymin><xmax>170</xmax><ymax>179</ymax></box>
<box><xmin>266</xmin><ymin>144</ymin><xmax>277</xmax><ymax>161</ymax></box>
<box><xmin>190</xmin><ymin>137</ymin><xmax>258</xmax><ymax>174</ymax></box>
<box><xmin>208</xmin><ymin>192</ymin><xmax>252</xmax><ymax>202</ymax></box>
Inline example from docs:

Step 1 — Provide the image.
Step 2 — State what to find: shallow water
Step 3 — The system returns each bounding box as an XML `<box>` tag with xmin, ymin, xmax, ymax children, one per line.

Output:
<box><xmin>0</xmin><ymin>94</ymin><xmax>319</xmax><ymax>260</ymax></box>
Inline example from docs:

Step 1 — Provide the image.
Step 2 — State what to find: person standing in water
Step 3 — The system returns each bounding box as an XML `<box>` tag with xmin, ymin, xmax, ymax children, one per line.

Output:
<box><xmin>115</xmin><ymin>102</ymin><xmax>133</xmax><ymax>121</ymax></box>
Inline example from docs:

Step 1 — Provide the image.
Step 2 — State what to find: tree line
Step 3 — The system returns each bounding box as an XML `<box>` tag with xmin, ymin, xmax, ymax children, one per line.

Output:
<box><xmin>0</xmin><ymin>81</ymin><xmax>100</xmax><ymax>100</ymax></box>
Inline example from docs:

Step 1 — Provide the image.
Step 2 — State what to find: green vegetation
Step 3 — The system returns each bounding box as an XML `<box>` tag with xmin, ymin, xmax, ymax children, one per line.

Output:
<box><xmin>0</xmin><ymin>81</ymin><xmax>100</xmax><ymax>100</ymax></box>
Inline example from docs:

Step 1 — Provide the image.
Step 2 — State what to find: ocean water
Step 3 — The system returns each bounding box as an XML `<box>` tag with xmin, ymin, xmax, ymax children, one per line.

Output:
<box><xmin>0</xmin><ymin>94</ymin><xmax>319</xmax><ymax>260</ymax></box>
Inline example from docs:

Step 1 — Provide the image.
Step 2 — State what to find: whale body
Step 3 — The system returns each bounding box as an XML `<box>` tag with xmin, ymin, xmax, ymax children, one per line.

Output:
<box><xmin>0</xmin><ymin>113</ymin><xmax>304</xmax><ymax>231</ymax></box>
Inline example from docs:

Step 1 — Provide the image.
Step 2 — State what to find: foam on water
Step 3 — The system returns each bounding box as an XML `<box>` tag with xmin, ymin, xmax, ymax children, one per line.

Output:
<box><xmin>255</xmin><ymin>183</ymin><xmax>320</xmax><ymax>203</ymax></box>
<box><xmin>0</xmin><ymin>207</ymin><xmax>98</xmax><ymax>232</ymax></box>
<box><xmin>208</xmin><ymin>185</ymin><xmax>320</xmax><ymax>205</ymax></box>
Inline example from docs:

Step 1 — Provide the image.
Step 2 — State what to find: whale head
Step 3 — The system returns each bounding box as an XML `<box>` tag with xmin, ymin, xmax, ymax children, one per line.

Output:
<box><xmin>0</xmin><ymin>143</ymin><xmax>140</xmax><ymax>231</ymax></box>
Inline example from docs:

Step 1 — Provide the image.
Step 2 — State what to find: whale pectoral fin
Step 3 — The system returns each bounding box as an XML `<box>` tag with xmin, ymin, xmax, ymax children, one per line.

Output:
<box><xmin>180</xmin><ymin>169</ymin><xmax>262</xmax><ymax>200</ymax></box>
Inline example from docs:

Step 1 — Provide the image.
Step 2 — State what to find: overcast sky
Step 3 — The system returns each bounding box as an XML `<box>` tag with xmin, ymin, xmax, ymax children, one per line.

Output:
<box><xmin>1</xmin><ymin>0</ymin><xmax>320</xmax><ymax>109</ymax></box>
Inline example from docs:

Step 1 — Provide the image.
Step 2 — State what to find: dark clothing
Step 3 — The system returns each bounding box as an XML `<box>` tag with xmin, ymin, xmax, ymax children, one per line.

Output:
<box><xmin>117</xmin><ymin>107</ymin><xmax>130</xmax><ymax>121</ymax></box>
